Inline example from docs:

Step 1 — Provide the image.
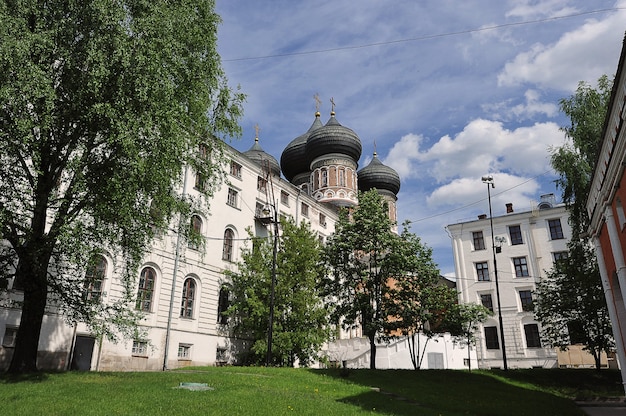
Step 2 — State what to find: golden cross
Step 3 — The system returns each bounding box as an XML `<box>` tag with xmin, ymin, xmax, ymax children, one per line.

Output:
<box><xmin>330</xmin><ymin>97</ymin><xmax>335</xmax><ymax>112</ymax></box>
<box><xmin>313</xmin><ymin>93</ymin><xmax>321</xmax><ymax>112</ymax></box>
<box><xmin>254</xmin><ymin>124</ymin><xmax>260</xmax><ymax>138</ymax></box>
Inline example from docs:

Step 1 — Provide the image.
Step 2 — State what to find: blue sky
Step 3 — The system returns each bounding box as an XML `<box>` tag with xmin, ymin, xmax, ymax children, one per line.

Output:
<box><xmin>215</xmin><ymin>0</ymin><xmax>626</xmax><ymax>277</ymax></box>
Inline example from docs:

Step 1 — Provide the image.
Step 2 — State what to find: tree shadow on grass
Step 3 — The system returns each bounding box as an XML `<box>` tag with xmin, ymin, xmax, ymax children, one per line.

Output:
<box><xmin>1</xmin><ymin>371</ymin><xmax>50</xmax><ymax>383</ymax></box>
<box><xmin>314</xmin><ymin>369</ymin><xmax>586</xmax><ymax>416</ymax></box>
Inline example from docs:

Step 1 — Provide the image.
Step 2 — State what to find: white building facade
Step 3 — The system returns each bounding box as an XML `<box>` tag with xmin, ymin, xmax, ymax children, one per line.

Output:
<box><xmin>447</xmin><ymin>195</ymin><xmax>570</xmax><ymax>369</ymax></box>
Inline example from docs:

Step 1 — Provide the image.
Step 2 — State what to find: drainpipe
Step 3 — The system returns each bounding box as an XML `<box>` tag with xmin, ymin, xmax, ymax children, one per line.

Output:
<box><xmin>163</xmin><ymin>165</ymin><xmax>189</xmax><ymax>371</ymax></box>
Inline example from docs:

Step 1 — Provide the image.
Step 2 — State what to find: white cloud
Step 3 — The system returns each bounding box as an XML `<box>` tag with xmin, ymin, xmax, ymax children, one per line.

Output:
<box><xmin>418</xmin><ymin>119</ymin><xmax>562</xmax><ymax>182</ymax></box>
<box><xmin>498</xmin><ymin>7</ymin><xmax>626</xmax><ymax>90</ymax></box>
<box><xmin>382</xmin><ymin>133</ymin><xmax>424</xmax><ymax>179</ymax></box>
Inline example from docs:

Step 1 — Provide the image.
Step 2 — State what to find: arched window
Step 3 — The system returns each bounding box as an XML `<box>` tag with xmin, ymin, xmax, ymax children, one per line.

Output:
<box><xmin>217</xmin><ymin>285</ymin><xmax>231</xmax><ymax>325</ymax></box>
<box><xmin>222</xmin><ymin>229</ymin><xmax>234</xmax><ymax>261</ymax></box>
<box><xmin>339</xmin><ymin>168</ymin><xmax>346</xmax><ymax>186</ymax></box>
<box><xmin>180</xmin><ymin>278</ymin><xmax>196</xmax><ymax>318</ymax></box>
<box><xmin>189</xmin><ymin>214</ymin><xmax>203</xmax><ymax>249</ymax></box>
<box><xmin>136</xmin><ymin>267</ymin><xmax>156</xmax><ymax>312</ymax></box>
<box><xmin>321</xmin><ymin>168</ymin><xmax>328</xmax><ymax>187</ymax></box>
<box><xmin>85</xmin><ymin>255</ymin><xmax>107</xmax><ymax>302</ymax></box>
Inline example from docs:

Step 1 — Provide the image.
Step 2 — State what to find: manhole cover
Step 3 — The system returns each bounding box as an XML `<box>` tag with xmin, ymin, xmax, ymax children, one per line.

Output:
<box><xmin>176</xmin><ymin>382</ymin><xmax>214</xmax><ymax>391</ymax></box>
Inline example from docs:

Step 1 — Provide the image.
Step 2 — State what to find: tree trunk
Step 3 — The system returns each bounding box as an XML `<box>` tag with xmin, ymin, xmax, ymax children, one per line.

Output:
<box><xmin>369</xmin><ymin>333</ymin><xmax>376</xmax><ymax>369</ymax></box>
<box><xmin>467</xmin><ymin>335</ymin><xmax>472</xmax><ymax>373</ymax></box>
<box><xmin>7</xmin><ymin>246</ymin><xmax>52</xmax><ymax>373</ymax></box>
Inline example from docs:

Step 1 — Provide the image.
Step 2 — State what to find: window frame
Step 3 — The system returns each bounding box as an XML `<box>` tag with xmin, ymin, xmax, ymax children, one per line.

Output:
<box><xmin>136</xmin><ymin>267</ymin><xmax>156</xmax><ymax>312</ymax></box>
<box><xmin>180</xmin><ymin>277</ymin><xmax>196</xmax><ymax>319</ymax></box>
<box><xmin>217</xmin><ymin>285</ymin><xmax>231</xmax><ymax>325</ymax></box>
<box><xmin>2</xmin><ymin>327</ymin><xmax>17</xmax><ymax>348</ymax></box>
<box><xmin>513</xmin><ymin>256</ymin><xmax>530</xmax><ymax>277</ymax></box>
<box><xmin>178</xmin><ymin>343</ymin><xmax>192</xmax><ymax>360</ymax></box>
<box><xmin>280</xmin><ymin>191</ymin><xmax>289</xmax><ymax>206</ymax></box>
<box><xmin>508</xmin><ymin>225</ymin><xmax>523</xmax><ymax>245</ymax></box>
<box><xmin>484</xmin><ymin>326</ymin><xmax>500</xmax><ymax>350</ymax></box>
<box><xmin>548</xmin><ymin>218</ymin><xmax>564</xmax><ymax>240</ymax></box>
<box><xmin>85</xmin><ymin>255</ymin><xmax>107</xmax><ymax>302</ymax></box>
<box><xmin>227</xmin><ymin>188</ymin><xmax>239</xmax><ymax>208</ymax></box>
<box><xmin>257</xmin><ymin>176</ymin><xmax>267</xmax><ymax>192</ymax></box>
<box><xmin>524</xmin><ymin>324</ymin><xmax>541</xmax><ymax>348</ymax></box>
<box><xmin>222</xmin><ymin>229</ymin><xmax>235</xmax><ymax>262</ymax></box>
<box><xmin>480</xmin><ymin>293</ymin><xmax>494</xmax><ymax>312</ymax></box>
<box><xmin>188</xmin><ymin>214</ymin><xmax>203</xmax><ymax>249</ymax></box>
<box><xmin>301</xmin><ymin>202</ymin><xmax>309</xmax><ymax>217</ymax></box>
<box><xmin>229</xmin><ymin>161</ymin><xmax>242</xmax><ymax>179</ymax></box>
<box><xmin>132</xmin><ymin>340</ymin><xmax>148</xmax><ymax>356</ymax></box>
<box><xmin>519</xmin><ymin>290</ymin><xmax>533</xmax><ymax>312</ymax></box>
<box><xmin>472</xmin><ymin>231</ymin><xmax>485</xmax><ymax>251</ymax></box>
<box><xmin>476</xmin><ymin>261</ymin><xmax>490</xmax><ymax>281</ymax></box>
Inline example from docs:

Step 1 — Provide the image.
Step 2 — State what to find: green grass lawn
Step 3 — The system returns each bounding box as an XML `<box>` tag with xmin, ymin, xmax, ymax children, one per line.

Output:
<box><xmin>0</xmin><ymin>367</ymin><xmax>622</xmax><ymax>416</ymax></box>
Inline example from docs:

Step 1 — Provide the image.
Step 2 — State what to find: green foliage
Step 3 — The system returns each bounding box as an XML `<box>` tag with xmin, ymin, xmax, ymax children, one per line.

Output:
<box><xmin>536</xmin><ymin>75</ymin><xmax>614</xmax><ymax>369</ymax></box>
<box><xmin>0</xmin><ymin>0</ymin><xmax>244</xmax><ymax>371</ymax></box>
<box><xmin>323</xmin><ymin>190</ymin><xmax>445</xmax><ymax>369</ymax></box>
<box><xmin>446</xmin><ymin>303</ymin><xmax>491</xmax><ymax>371</ymax></box>
<box><xmin>535</xmin><ymin>243</ymin><xmax>613</xmax><ymax>365</ymax></box>
<box><xmin>227</xmin><ymin>217</ymin><xmax>331</xmax><ymax>366</ymax></box>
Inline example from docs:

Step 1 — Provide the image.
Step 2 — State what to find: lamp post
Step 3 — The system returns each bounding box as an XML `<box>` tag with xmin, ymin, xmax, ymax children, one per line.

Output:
<box><xmin>260</xmin><ymin>203</ymin><xmax>278</xmax><ymax>366</ymax></box>
<box><xmin>481</xmin><ymin>175</ymin><xmax>508</xmax><ymax>371</ymax></box>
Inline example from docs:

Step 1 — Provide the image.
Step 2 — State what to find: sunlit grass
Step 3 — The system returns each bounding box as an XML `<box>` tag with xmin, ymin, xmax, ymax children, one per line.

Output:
<box><xmin>0</xmin><ymin>367</ymin><xmax>621</xmax><ymax>415</ymax></box>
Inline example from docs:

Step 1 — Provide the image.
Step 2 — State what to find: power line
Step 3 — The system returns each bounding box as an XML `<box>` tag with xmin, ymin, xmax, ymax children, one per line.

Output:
<box><xmin>223</xmin><ymin>7</ymin><xmax>624</xmax><ymax>62</ymax></box>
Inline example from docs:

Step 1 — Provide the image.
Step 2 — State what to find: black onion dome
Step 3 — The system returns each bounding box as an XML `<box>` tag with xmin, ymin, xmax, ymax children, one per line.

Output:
<box><xmin>305</xmin><ymin>113</ymin><xmax>362</xmax><ymax>165</ymax></box>
<box><xmin>280</xmin><ymin>113</ymin><xmax>323</xmax><ymax>181</ymax></box>
<box><xmin>244</xmin><ymin>138</ymin><xmax>281</xmax><ymax>177</ymax></box>
<box><xmin>357</xmin><ymin>152</ymin><xmax>401</xmax><ymax>195</ymax></box>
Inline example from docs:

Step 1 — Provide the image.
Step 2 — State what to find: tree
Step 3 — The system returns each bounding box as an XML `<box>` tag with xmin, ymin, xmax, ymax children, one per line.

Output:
<box><xmin>0</xmin><ymin>1</ymin><xmax>244</xmax><ymax>372</ymax></box>
<box><xmin>386</xmin><ymin>223</ymin><xmax>457</xmax><ymax>370</ymax></box>
<box><xmin>534</xmin><ymin>75</ymin><xmax>614</xmax><ymax>369</ymax></box>
<box><xmin>446</xmin><ymin>303</ymin><xmax>491</xmax><ymax>372</ymax></box>
<box><xmin>226</xmin><ymin>217</ymin><xmax>331</xmax><ymax>366</ymax></box>
<box><xmin>323</xmin><ymin>190</ymin><xmax>443</xmax><ymax>369</ymax></box>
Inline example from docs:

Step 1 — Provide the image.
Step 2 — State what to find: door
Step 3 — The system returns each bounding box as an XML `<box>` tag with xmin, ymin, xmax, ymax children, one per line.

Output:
<box><xmin>71</xmin><ymin>336</ymin><xmax>95</xmax><ymax>371</ymax></box>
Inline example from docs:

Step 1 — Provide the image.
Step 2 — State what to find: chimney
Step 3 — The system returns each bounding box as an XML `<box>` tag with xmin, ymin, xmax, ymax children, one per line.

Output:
<box><xmin>478</xmin><ymin>214</ymin><xmax>487</xmax><ymax>220</ymax></box>
<box><xmin>506</xmin><ymin>203</ymin><xmax>513</xmax><ymax>213</ymax></box>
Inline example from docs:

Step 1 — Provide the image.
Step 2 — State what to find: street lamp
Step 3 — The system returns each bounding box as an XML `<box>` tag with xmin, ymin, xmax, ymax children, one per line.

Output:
<box><xmin>259</xmin><ymin>203</ymin><xmax>278</xmax><ymax>366</ymax></box>
<box><xmin>481</xmin><ymin>175</ymin><xmax>508</xmax><ymax>371</ymax></box>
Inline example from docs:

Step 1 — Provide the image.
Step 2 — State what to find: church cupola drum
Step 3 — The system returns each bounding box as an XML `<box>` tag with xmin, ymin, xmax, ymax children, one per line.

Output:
<box><xmin>305</xmin><ymin>99</ymin><xmax>362</xmax><ymax>207</ymax></box>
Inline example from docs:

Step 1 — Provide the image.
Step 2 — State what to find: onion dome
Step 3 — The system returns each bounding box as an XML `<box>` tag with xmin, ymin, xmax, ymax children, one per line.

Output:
<box><xmin>305</xmin><ymin>111</ymin><xmax>362</xmax><ymax>165</ymax></box>
<box><xmin>280</xmin><ymin>112</ymin><xmax>323</xmax><ymax>181</ymax></box>
<box><xmin>243</xmin><ymin>137</ymin><xmax>281</xmax><ymax>177</ymax></box>
<box><xmin>358</xmin><ymin>152</ymin><xmax>401</xmax><ymax>195</ymax></box>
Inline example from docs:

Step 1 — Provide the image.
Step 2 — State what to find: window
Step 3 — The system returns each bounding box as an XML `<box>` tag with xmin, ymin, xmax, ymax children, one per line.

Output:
<box><xmin>513</xmin><ymin>257</ymin><xmax>529</xmax><ymax>277</ymax></box>
<box><xmin>2</xmin><ymin>327</ymin><xmax>17</xmax><ymax>348</ymax></box>
<box><xmin>321</xmin><ymin>169</ymin><xmax>328</xmax><ymax>187</ymax></box>
<box><xmin>85</xmin><ymin>255</ymin><xmax>106</xmax><ymax>302</ymax></box>
<box><xmin>519</xmin><ymin>290</ymin><xmax>533</xmax><ymax>311</ymax></box>
<box><xmin>136</xmin><ymin>267</ymin><xmax>156</xmax><ymax>312</ymax></box>
<box><xmin>227</xmin><ymin>188</ymin><xmax>238</xmax><ymax>208</ymax></box>
<box><xmin>257</xmin><ymin>176</ymin><xmax>267</xmax><ymax>192</ymax></box>
<box><xmin>194</xmin><ymin>173</ymin><xmax>204</xmax><ymax>191</ymax></box>
<box><xmin>339</xmin><ymin>168</ymin><xmax>346</xmax><ymax>186</ymax></box>
<box><xmin>132</xmin><ymin>340</ymin><xmax>148</xmax><ymax>356</ymax></box>
<box><xmin>222</xmin><ymin>229</ymin><xmax>234</xmax><ymax>261</ymax></box>
<box><xmin>178</xmin><ymin>343</ymin><xmax>192</xmax><ymax>360</ymax></box>
<box><xmin>473</xmin><ymin>231</ymin><xmax>485</xmax><ymax>250</ymax></box>
<box><xmin>319</xmin><ymin>213</ymin><xmax>326</xmax><ymax>227</ymax></box>
<box><xmin>217</xmin><ymin>286</ymin><xmax>231</xmax><ymax>325</ymax></box>
<box><xmin>617</xmin><ymin>197</ymin><xmax>626</xmax><ymax>228</ymax></box>
<box><xmin>229</xmin><ymin>161</ymin><xmax>242</xmax><ymax>178</ymax></box>
<box><xmin>524</xmin><ymin>324</ymin><xmax>541</xmax><ymax>348</ymax></box>
<box><xmin>567</xmin><ymin>321</ymin><xmax>586</xmax><ymax>344</ymax></box>
<box><xmin>280</xmin><ymin>191</ymin><xmax>289</xmax><ymax>206</ymax></box>
<box><xmin>475</xmin><ymin>262</ymin><xmax>489</xmax><ymax>281</ymax></box>
<box><xmin>484</xmin><ymin>326</ymin><xmax>499</xmax><ymax>350</ymax></box>
<box><xmin>553</xmin><ymin>251</ymin><xmax>568</xmax><ymax>264</ymax></box>
<box><xmin>189</xmin><ymin>215</ymin><xmax>202</xmax><ymax>249</ymax></box>
<box><xmin>301</xmin><ymin>202</ymin><xmax>309</xmax><ymax>217</ymax></box>
<box><xmin>480</xmin><ymin>294</ymin><xmax>493</xmax><ymax>312</ymax></box>
<box><xmin>548</xmin><ymin>219</ymin><xmax>564</xmax><ymax>240</ymax></box>
<box><xmin>508</xmin><ymin>225</ymin><xmax>523</xmax><ymax>245</ymax></box>
<box><xmin>199</xmin><ymin>143</ymin><xmax>209</xmax><ymax>159</ymax></box>
<box><xmin>180</xmin><ymin>278</ymin><xmax>196</xmax><ymax>318</ymax></box>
